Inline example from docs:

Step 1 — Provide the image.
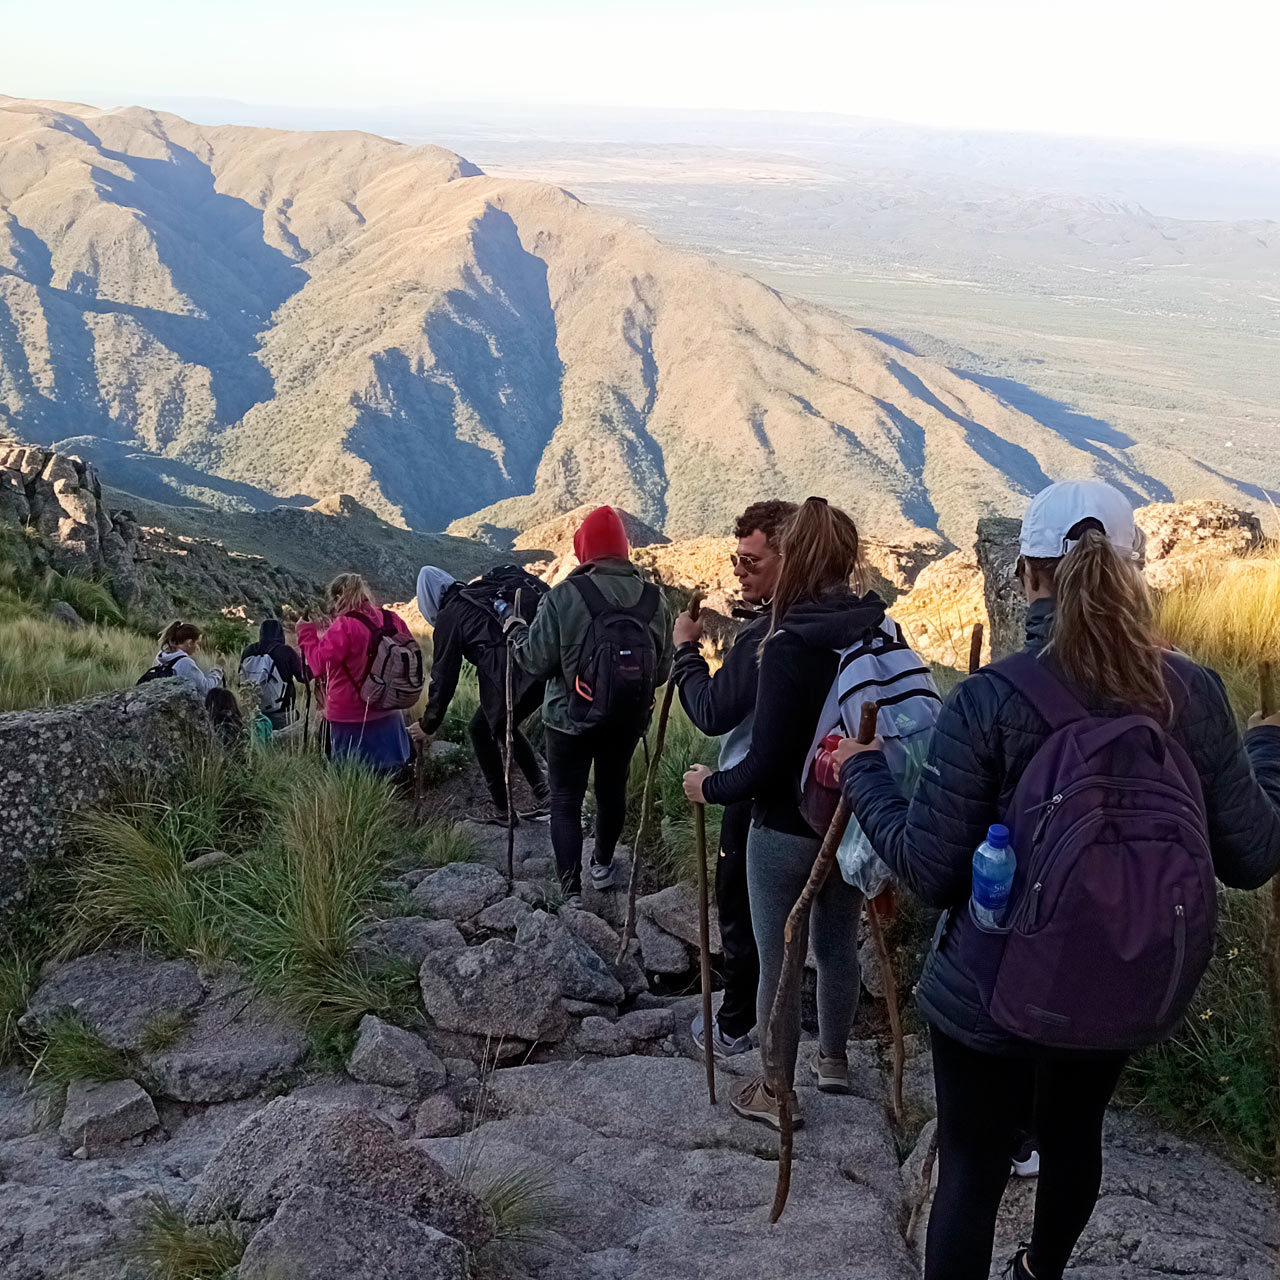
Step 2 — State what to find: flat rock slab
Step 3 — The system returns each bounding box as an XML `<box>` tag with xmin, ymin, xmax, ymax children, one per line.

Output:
<box><xmin>355</xmin><ymin>917</ymin><xmax>465</xmax><ymax>968</ymax></box>
<box><xmin>348</xmin><ymin>1015</ymin><xmax>446</xmax><ymax>1096</ymax></box>
<box><xmin>143</xmin><ymin>978</ymin><xmax>306</xmax><ymax>1103</ymax></box>
<box><xmin>420</xmin><ymin>937</ymin><xmax>569</xmax><ymax>1043</ymax></box>
<box><xmin>637</xmin><ymin>884</ymin><xmax>723</xmax><ymax>954</ymax></box>
<box><xmin>635</xmin><ymin>917</ymin><xmax>690</xmax><ymax>975</ymax></box>
<box><xmin>188</xmin><ymin>1095</ymin><xmax>491</xmax><ymax>1250</ymax></box>
<box><xmin>22</xmin><ymin>950</ymin><xmax>204</xmax><ymax>1052</ymax></box>
<box><xmin>58</xmin><ymin>1078</ymin><xmax>158</xmax><ymax>1155</ymax></box>
<box><xmin>238</xmin><ymin>1186</ymin><xmax>468</xmax><ymax>1280</ymax></box>
<box><xmin>410</xmin><ymin>863</ymin><xmax>508</xmax><ymax>921</ymax></box>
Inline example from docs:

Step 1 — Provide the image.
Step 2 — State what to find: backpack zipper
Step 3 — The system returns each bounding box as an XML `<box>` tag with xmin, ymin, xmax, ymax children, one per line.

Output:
<box><xmin>1156</xmin><ymin>902</ymin><xmax>1187</xmax><ymax>1023</ymax></box>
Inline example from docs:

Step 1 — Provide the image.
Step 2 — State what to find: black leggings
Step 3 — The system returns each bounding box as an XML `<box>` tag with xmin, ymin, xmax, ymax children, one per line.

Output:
<box><xmin>544</xmin><ymin>725</ymin><xmax>641</xmax><ymax>894</ymax></box>
<box><xmin>927</xmin><ymin>1027</ymin><xmax>1127</xmax><ymax>1280</ymax></box>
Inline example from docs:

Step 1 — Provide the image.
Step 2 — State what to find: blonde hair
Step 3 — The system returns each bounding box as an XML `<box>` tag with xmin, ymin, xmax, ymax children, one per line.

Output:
<box><xmin>768</xmin><ymin>496</ymin><xmax>863</xmax><ymax>635</ymax></box>
<box><xmin>328</xmin><ymin>573</ymin><xmax>375</xmax><ymax>616</ymax></box>
<box><xmin>1026</xmin><ymin>528</ymin><xmax>1170</xmax><ymax>719</ymax></box>
<box><xmin>160</xmin><ymin>620</ymin><xmax>201</xmax><ymax>651</ymax></box>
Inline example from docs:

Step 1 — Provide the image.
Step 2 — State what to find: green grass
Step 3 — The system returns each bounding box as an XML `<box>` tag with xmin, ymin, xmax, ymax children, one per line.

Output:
<box><xmin>0</xmin><ymin>952</ymin><xmax>35</xmax><ymax>1065</ymax></box>
<box><xmin>65</xmin><ymin>743</ymin><xmax>465</xmax><ymax>1036</ymax></box>
<box><xmin>124</xmin><ymin>1196</ymin><xmax>245</xmax><ymax>1280</ymax></box>
<box><xmin>0</xmin><ymin>614</ymin><xmax>155</xmax><ymax>711</ymax></box>
<box><xmin>41</xmin><ymin>568</ymin><xmax>126</xmax><ymax>626</ymax></box>
<box><xmin>31</xmin><ymin>1012</ymin><xmax>129</xmax><ymax>1085</ymax></box>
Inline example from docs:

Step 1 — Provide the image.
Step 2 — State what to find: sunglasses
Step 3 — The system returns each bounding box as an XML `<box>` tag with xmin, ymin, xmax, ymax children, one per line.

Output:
<box><xmin>729</xmin><ymin>552</ymin><xmax>775</xmax><ymax>570</ymax></box>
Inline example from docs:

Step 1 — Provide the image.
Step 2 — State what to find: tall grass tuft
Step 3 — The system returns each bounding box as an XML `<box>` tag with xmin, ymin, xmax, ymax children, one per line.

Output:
<box><xmin>0</xmin><ymin>952</ymin><xmax>34</xmax><ymax>1065</ymax></box>
<box><xmin>124</xmin><ymin>1196</ymin><xmax>245</xmax><ymax>1280</ymax></box>
<box><xmin>31</xmin><ymin>1013</ymin><xmax>130</xmax><ymax>1086</ymax></box>
<box><xmin>0</xmin><ymin>614</ymin><xmax>154</xmax><ymax>711</ymax></box>
<box><xmin>41</xmin><ymin>569</ymin><xmax>126</xmax><ymax>627</ymax></box>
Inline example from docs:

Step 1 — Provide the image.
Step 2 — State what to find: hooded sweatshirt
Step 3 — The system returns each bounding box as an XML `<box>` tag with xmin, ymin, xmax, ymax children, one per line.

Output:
<box><xmin>240</xmin><ymin>619</ymin><xmax>304</xmax><ymax>701</ymax></box>
<box><xmin>573</xmin><ymin>506</ymin><xmax>630</xmax><ymax>564</ymax></box>
<box><xmin>703</xmin><ymin>588</ymin><xmax>886</xmax><ymax>836</ymax></box>
<box><xmin>154</xmin><ymin>649</ymin><xmax>222</xmax><ymax>696</ymax></box>
<box><xmin>416</xmin><ymin>566</ymin><xmax>457</xmax><ymax>627</ymax></box>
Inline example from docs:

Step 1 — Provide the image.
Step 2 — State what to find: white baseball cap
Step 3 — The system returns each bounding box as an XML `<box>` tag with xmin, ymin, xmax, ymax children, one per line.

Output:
<box><xmin>1020</xmin><ymin>481</ymin><xmax>1144</xmax><ymax>562</ymax></box>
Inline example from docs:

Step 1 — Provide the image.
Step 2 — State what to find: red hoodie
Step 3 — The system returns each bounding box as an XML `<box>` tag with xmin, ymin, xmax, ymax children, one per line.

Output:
<box><xmin>573</xmin><ymin>506</ymin><xmax>630</xmax><ymax>564</ymax></box>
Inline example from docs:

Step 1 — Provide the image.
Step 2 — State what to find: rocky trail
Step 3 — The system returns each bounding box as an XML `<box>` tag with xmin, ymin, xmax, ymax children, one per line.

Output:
<box><xmin>1</xmin><ymin>792</ymin><xmax>1275</xmax><ymax>1278</ymax></box>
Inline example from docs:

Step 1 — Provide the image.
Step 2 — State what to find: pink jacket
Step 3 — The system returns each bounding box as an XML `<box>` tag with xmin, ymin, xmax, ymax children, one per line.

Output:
<box><xmin>297</xmin><ymin>605</ymin><xmax>412</xmax><ymax>724</ymax></box>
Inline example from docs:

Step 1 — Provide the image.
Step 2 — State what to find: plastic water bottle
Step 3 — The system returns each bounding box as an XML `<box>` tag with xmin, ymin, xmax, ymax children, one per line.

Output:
<box><xmin>971</xmin><ymin>824</ymin><xmax>1015</xmax><ymax>928</ymax></box>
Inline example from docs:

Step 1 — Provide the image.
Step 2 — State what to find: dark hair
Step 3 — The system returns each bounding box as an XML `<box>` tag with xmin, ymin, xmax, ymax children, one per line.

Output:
<box><xmin>204</xmin><ymin>687</ymin><xmax>245</xmax><ymax>748</ymax></box>
<box><xmin>734</xmin><ymin>500</ymin><xmax>799</xmax><ymax>548</ymax></box>
<box><xmin>160</xmin><ymin>620</ymin><xmax>201</xmax><ymax>650</ymax></box>
<box><xmin>768</xmin><ymin>497</ymin><xmax>862</xmax><ymax>634</ymax></box>
<box><xmin>1021</xmin><ymin>528</ymin><xmax>1170</xmax><ymax>719</ymax></box>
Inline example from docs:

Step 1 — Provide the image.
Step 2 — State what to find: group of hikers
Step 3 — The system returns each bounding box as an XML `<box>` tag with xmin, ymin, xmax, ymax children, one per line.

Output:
<box><xmin>140</xmin><ymin>480</ymin><xmax>1280</xmax><ymax>1280</ymax></box>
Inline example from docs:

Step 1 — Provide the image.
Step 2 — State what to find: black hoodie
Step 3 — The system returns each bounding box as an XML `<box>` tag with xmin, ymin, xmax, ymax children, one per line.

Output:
<box><xmin>703</xmin><ymin>589</ymin><xmax>886</xmax><ymax>836</ymax></box>
<box><xmin>241</xmin><ymin>619</ymin><xmax>304</xmax><ymax>700</ymax></box>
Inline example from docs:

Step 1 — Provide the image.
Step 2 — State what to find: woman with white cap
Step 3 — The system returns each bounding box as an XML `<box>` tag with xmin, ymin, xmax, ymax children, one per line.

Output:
<box><xmin>835</xmin><ymin>480</ymin><xmax>1280</xmax><ymax>1280</ymax></box>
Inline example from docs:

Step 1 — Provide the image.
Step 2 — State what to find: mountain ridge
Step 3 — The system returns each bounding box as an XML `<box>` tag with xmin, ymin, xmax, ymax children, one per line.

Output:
<box><xmin>0</xmin><ymin>96</ymin><xmax>1262</xmax><ymax>553</ymax></box>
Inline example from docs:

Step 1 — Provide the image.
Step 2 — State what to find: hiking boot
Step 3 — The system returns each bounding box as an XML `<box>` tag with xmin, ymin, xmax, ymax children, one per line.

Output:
<box><xmin>729</xmin><ymin>1078</ymin><xmax>803</xmax><ymax>1132</ymax></box>
<box><xmin>810</xmin><ymin>1051</ymin><xmax>851</xmax><ymax>1094</ymax></box>
<box><xmin>1011</xmin><ymin>1137</ymin><xmax>1040</xmax><ymax>1178</ymax></box>
<box><xmin>589</xmin><ymin>858</ymin><xmax>616</xmax><ymax>890</ymax></box>
<box><xmin>691</xmin><ymin>1010</ymin><xmax>753</xmax><ymax>1059</ymax></box>
<box><xmin>468</xmin><ymin>804</ymin><xmax>513</xmax><ymax>827</ymax></box>
<box><xmin>1002</xmin><ymin>1246</ymin><xmax>1035</xmax><ymax>1278</ymax></box>
<box><xmin>517</xmin><ymin>804</ymin><xmax>551</xmax><ymax>822</ymax></box>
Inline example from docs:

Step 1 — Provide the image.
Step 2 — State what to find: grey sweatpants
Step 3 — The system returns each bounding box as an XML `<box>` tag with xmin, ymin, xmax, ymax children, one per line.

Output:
<box><xmin>748</xmin><ymin>823</ymin><xmax>863</xmax><ymax>1089</ymax></box>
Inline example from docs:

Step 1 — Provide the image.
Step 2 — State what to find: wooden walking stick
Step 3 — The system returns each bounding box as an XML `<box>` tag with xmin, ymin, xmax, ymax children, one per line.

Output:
<box><xmin>767</xmin><ymin>699</ymin><xmax>879</xmax><ymax>1224</ymax></box>
<box><xmin>504</xmin><ymin>589</ymin><xmax>522</xmax><ymax>889</ymax></box>
<box><xmin>865</xmin><ymin>897</ymin><xmax>906</xmax><ymax>1123</ymax></box>
<box><xmin>618</xmin><ymin>589</ymin><xmax>703</xmax><ymax>964</ymax></box>
<box><xmin>694</xmin><ymin>799</ymin><xmax>716</xmax><ymax>1105</ymax></box>
<box><xmin>968</xmin><ymin>620</ymin><xmax>985</xmax><ymax>676</ymax></box>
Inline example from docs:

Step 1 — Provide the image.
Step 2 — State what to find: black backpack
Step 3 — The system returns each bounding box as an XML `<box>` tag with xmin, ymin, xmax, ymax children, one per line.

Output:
<box><xmin>137</xmin><ymin>656</ymin><xmax>180</xmax><ymax>685</ymax></box>
<box><xmin>458</xmin><ymin>564</ymin><xmax>548</xmax><ymax>629</ymax></box>
<box><xmin>566</xmin><ymin>573</ymin><xmax>660</xmax><ymax>731</ymax></box>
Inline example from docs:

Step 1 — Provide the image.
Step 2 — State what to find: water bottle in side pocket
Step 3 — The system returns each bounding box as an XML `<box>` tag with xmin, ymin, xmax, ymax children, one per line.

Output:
<box><xmin>971</xmin><ymin>824</ymin><xmax>1015</xmax><ymax>928</ymax></box>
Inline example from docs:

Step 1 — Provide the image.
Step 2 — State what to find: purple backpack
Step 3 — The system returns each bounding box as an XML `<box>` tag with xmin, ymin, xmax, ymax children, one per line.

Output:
<box><xmin>963</xmin><ymin>651</ymin><xmax>1217</xmax><ymax>1051</ymax></box>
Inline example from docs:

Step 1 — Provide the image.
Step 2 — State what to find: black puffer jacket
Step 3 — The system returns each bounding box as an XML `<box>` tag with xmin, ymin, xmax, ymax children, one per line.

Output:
<box><xmin>840</xmin><ymin>598</ymin><xmax>1280</xmax><ymax>1054</ymax></box>
<box><xmin>420</xmin><ymin>585</ymin><xmax>542</xmax><ymax>736</ymax></box>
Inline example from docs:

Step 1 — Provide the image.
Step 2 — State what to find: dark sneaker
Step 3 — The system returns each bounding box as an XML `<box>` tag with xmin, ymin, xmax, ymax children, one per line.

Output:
<box><xmin>518</xmin><ymin>804</ymin><xmax>551</xmax><ymax>823</ymax></box>
<box><xmin>467</xmin><ymin>805</ymin><xmax>512</xmax><ymax>827</ymax></box>
<box><xmin>810</xmin><ymin>1051</ymin><xmax>851</xmax><ymax>1094</ymax></box>
<box><xmin>589</xmin><ymin>859</ymin><xmax>616</xmax><ymax>890</ymax></box>
<box><xmin>1011</xmin><ymin>1135</ymin><xmax>1040</xmax><ymax>1178</ymax></box>
<box><xmin>729</xmin><ymin>1078</ymin><xmax>803</xmax><ymax>1132</ymax></box>
<box><xmin>691</xmin><ymin>1010</ymin><xmax>753</xmax><ymax>1059</ymax></box>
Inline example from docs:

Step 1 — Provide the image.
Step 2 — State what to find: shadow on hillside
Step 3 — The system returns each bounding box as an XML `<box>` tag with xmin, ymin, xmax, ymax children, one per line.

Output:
<box><xmin>953</xmin><ymin>370</ymin><xmax>1136</xmax><ymax>449</ymax></box>
<box><xmin>347</xmin><ymin>206</ymin><xmax>564</xmax><ymax>529</ymax></box>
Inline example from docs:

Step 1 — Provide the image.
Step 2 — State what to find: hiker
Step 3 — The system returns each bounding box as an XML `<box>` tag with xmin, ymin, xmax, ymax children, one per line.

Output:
<box><xmin>671</xmin><ymin>499</ymin><xmax>797</xmax><ymax>1058</ymax></box>
<box><xmin>505</xmin><ymin>505</ymin><xmax>673</xmax><ymax>905</ymax></box>
<box><xmin>139</xmin><ymin>621</ymin><xmax>224</xmax><ymax>693</ymax></box>
<box><xmin>297</xmin><ymin>573</ymin><xmax>417</xmax><ymax>776</ymax></box>
<box><xmin>836</xmin><ymin>479</ymin><xmax>1280</xmax><ymax>1280</ymax></box>
<box><xmin>409</xmin><ymin>564</ymin><xmax>551</xmax><ymax>824</ymax></box>
<box><xmin>239</xmin><ymin>618</ymin><xmax>304</xmax><ymax>731</ymax></box>
<box><xmin>204</xmin><ymin>686</ymin><xmax>247</xmax><ymax>749</ymax></box>
<box><xmin>682</xmin><ymin>496</ymin><xmax>885</xmax><ymax>1127</ymax></box>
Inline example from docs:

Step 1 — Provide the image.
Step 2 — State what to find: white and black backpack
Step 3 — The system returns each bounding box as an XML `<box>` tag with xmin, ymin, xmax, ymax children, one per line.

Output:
<box><xmin>799</xmin><ymin>616</ymin><xmax>942</xmax><ymax>840</ymax></box>
<box><xmin>239</xmin><ymin>651</ymin><xmax>288</xmax><ymax>715</ymax></box>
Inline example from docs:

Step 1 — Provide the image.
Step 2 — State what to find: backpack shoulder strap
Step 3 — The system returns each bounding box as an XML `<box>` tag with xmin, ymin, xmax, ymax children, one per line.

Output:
<box><xmin>988</xmin><ymin>651</ymin><xmax>1088</xmax><ymax>732</ymax></box>
<box><xmin>568</xmin><ymin>573</ymin><xmax>610</xmax><ymax>618</ymax></box>
<box><xmin>636</xmin><ymin>581</ymin><xmax>660</xmax><ymax>623</ymax></box>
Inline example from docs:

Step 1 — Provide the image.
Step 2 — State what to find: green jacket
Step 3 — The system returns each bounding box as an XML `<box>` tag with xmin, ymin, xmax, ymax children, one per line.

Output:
<box><xmin>509</xmin><ymin>559</ymin><xmax>673</xmax><ymax>735</ymax></box>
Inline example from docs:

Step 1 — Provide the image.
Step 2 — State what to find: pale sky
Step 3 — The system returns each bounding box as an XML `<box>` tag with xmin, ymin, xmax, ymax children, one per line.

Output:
<box><xmin>3</xmin><ymin>0</ymin><xmax>1277</xmax><ymax>151</ymax></box>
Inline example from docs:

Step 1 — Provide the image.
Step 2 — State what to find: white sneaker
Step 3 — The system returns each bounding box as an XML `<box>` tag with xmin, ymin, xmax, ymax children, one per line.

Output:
<box><xmin>589</xmin><ymin>859</ymin><xmax>616</xmax><ymax>890</ymax></box>
<box><xmin>1011</xmin><ymin>1138</ymin><xmax>1040</xmax><ymax>1178</ymax></box>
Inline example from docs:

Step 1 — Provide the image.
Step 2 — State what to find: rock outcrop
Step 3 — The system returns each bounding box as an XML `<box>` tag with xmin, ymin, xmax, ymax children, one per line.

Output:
<box><xmin>0</xmin><ymin>442</ymin><xmax>318</xmax><ymax>619</ymax></box>
<box><xmin>0</xmin><ymin>682</ymin><xmax>213</xmax><ymax>916</ymax></box>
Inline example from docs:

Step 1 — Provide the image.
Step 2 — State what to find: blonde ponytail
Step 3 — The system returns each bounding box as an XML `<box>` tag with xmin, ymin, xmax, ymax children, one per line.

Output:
<box><xmin>1035</xmin><ymin>529</ymin><xmax>1170</xmax><ymax>719</ymax></box>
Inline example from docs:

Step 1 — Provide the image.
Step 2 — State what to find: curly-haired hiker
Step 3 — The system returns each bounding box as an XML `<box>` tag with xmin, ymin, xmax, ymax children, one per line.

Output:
<box><xmin>683</xmin><ymin>496</ymin><xmax>885</xmax><ymax>1128</ymax></box>
<box><xmin>298</xmin><ymin>573</ymin><xmax>414</xmax><ymax>776</ymax></box>
<box><xmin>672</xmin><ymin>499</ymin><xmax>796</xmax><ymax>1058</ymax></box>
<box><xmin>837</xmin><ymin>480</ymin><xmax>1280</xmax><ymax>1280</ymax></box>
<box><xmin>506</xmin><ymin>506</ymin><xmax>672</xmax><ymax>906</ymax></box>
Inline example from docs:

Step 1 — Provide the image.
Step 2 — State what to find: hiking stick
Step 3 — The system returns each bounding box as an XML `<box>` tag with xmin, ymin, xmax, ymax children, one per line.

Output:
<box><xmin>866</xmin><ymin>899</ymin><xmax>905</xmax><ymax>1123</ymax></box>
<box><xmin>504</xmin><ymin>590</ymin><xmax>522</xmax><ymax>889</ymax></box>
<box><xmin>968</xmin><ymin>621</ymin><xmax>985</xmax><ymax>675</ymax></box>
<box><xmin>767</xmin><ymin>699</ymin><xmax>879</xmax><ymax>1225</ymax></box>
<box><xmin>694</xmin><ymin>799</ymin><xmax>716</xmax><ymax>1105</ymax></box>
<box><xmin>412</xmin><ymin>731</ymin><xmax>427</xmax><ymax>826</ymax></box>
<box><xmin>618</xmin><ymin>590</ymin><xmax>704</xmax><ymax>965</ymax></box>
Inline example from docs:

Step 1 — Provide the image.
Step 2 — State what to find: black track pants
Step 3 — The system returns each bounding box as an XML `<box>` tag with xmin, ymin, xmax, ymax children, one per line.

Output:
<box><xmin>469</xmin><ymin>685</ymin><xmax>548</xmax><ymax>811</ymax></box>
<box><xmin>714</xmin><ymin>800</ymin><xmax>760</xmax><ymax>1039</ymax></box>
<box><xmin>926</xmin><ymin>1027</ymin><xmax>1127</xmax><ymax>1280</ymax></box>
<box><xmin>544</xmin><ymin>725</ymin><xmax>642</xmax><ymax>894</ymax></box>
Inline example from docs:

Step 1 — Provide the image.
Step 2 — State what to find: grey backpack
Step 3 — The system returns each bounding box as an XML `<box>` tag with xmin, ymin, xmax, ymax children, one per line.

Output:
<box><xmin>349</xmin><ymin>611</ymin><xmax>425</xmax><ymax>712</ymax></box>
